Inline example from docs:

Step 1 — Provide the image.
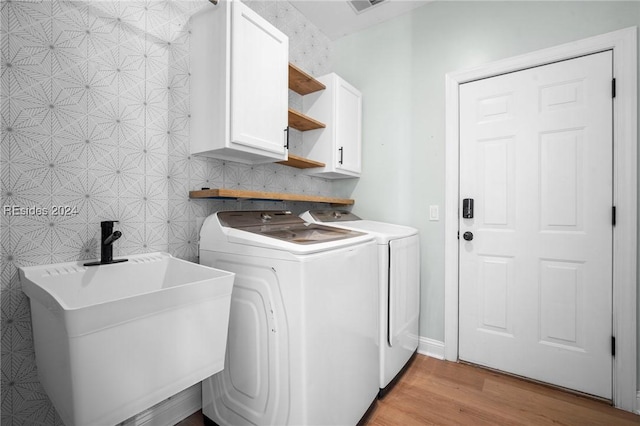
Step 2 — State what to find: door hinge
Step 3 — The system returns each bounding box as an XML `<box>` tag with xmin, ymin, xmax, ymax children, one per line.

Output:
<box><xmin>612</xmin><ymin>336</ymin><xmax>616</xmax><ymax>357</ymax></box>
<box><xmin>612</xmin><ymin>78</ymin><xmax>616</xmax><ymax>98</ymax></box>
<box><xmin>612</xmin><ymin>206</ymin><xmax>616</xmax><ymax>226</ymax></box>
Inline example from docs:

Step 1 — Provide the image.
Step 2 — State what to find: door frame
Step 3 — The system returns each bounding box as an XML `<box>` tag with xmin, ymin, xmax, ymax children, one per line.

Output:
<box><xmin>444</xmin><ymin>27</ymin><xmax>637</xmax><ymax>411</ymax></box>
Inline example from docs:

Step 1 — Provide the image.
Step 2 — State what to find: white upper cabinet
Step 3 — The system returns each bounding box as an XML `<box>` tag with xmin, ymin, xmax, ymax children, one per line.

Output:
<box><xmin>190</xmin><ymin>0</ymin><xmax>289</xmax><ymax>164</ymax></box>
<box><xmin>302</xmin><ymin>74</ymin><xmax>362</xmax><ymax>178</ymax></box>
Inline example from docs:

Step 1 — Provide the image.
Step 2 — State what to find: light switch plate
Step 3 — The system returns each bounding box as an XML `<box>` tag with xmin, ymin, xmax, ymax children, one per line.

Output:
<box><xmin>429</xmin><ymin>205</ymin><xmax>439</xmax><ymax>221</ymax></box>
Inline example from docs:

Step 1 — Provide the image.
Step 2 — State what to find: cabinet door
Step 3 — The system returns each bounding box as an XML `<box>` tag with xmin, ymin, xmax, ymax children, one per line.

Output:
<box><xmin>334</xmin><ymin>79</ymin><xmax>362</xmax><ymax>174</ymax></box>
<box><xmin>230</xmin><ymin>2</ymin><xmax>288</xmax><ymax>158</ymax></box>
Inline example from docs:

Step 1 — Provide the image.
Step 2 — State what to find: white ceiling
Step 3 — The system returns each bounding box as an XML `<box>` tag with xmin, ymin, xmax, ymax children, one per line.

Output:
<box><xmin>290</xmin><ymin>0</ymin><xmax>432</xmax><ymax>41</ymax></box>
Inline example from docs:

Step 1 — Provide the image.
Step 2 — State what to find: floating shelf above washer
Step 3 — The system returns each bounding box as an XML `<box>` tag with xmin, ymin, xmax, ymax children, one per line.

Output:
<box><xmin>277</xmin><ymin>154</ymin><xmax>325</xmax><ymax>169</ymax></box>
<box><xmin>289</xmin><ymin>63</ymin><xmax>326</xmax><ymax>95</ymax></box>
<box><xmin>189</xmin><ymin>188</ymin><xmax>354</xmax><ymax>205</ymax></box>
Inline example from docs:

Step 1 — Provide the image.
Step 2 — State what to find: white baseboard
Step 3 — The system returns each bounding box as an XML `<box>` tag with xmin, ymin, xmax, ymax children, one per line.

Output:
<box><xmin>418</xmin><ymin>336</ymin><xmax>445</xmax><ymax>360</ymax></box>
<box><xmin>121</xmin><ymin>383</ymin><xmax>201</xmax><ymax>426</ymax></box>
<box><xmin>636</xmin><ymin>391</ymin><xmax>640</xmax><ymax>414</ymax></box>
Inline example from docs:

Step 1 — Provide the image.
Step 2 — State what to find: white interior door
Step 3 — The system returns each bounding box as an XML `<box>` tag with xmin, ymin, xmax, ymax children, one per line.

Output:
<box><xmin>458</xmin><ymin>51</ymin><xmax>613</xmax><ymax>399</ymax></box>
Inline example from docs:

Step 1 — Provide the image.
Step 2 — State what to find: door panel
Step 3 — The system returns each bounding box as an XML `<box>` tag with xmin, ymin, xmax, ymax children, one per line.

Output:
<box><xmin>335</xmin><ymin>79</ymin><xmax>362</xmax><ymax>174</ymax></box>
<box><xmin>540</xmin><ymin>129</ymin><xmax>584</xmax><ymax>230</ymax></box>
<box><xmin>539</xmin><ymin>260</ymin><xmax>584</xmax><ymax>350</ymax></box>
<box><xmin>478</xmin><ymin>256</ymin><xmax>513</xmax><ymax>335</ymax></box>
<box><xmin>479</xmin><ymin>137</ymin><xmax>515</xmax><ymax>227</ymax></box>
<box><xmin>459</xmin><ymin>51</ymin><xmax>613</xmax><ymax>399</ymax></box>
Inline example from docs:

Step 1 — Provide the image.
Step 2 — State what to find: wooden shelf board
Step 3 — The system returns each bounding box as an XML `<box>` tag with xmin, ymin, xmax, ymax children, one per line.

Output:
<box><xmin>289</xmin><ymin>63</ymin><xmax>326</xmax><ymax>95</ymax></box>
<box><xmin>277</xmin><ymin>154</ymin><xmax>325</xmax><ymax>169</ymax></box>
<box><xmin>288</xmin><ymin>108</ymin><xmax>325</xmax><ymax>131</ymax></box>
<box><xmin>189</xmin><ymin>188</ymin><xmax>354</xmax><ymax>206</ymax></box>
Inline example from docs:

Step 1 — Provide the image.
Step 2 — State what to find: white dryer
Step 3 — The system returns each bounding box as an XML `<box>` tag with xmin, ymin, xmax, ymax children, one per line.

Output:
<box><xmin>300</xmin><ymin>210</ymin><xmax>420</xmax><ymax>395</ymax></box>
<box><xmin>199</xmin><ymin>210</ymin><xmax>379</xmax><ymax>426</ymax></box>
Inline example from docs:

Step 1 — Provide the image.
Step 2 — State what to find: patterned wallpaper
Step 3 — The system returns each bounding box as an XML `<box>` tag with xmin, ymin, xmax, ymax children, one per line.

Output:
<box><xmin>0</xmin><ymin>1</ymin><xmax>333</xmax><ymax>424</ymax></box>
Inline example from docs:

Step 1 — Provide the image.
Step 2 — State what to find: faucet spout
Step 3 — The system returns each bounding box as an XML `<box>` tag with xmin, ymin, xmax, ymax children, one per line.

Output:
<box><xmin>104</xmin><ymin>230</ymin><xmax>122</xmax><ymax>245</ymax></box>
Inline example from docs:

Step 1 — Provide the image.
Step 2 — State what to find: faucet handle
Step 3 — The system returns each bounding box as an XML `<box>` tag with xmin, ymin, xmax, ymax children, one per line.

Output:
<box><xmin>100</xmin><ymin>220</ymin><xmax>119</xmax><ymax>231</ymax></box>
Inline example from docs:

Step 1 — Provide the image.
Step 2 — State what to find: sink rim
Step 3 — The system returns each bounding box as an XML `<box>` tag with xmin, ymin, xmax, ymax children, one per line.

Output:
<box><xmin>19</xmin><ymin>252</ymin><xmax>233</xmax><ymax>313</ymax></box>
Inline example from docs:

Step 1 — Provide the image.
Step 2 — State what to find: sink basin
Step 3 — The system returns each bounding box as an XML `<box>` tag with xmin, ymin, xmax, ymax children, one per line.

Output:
<box><xmin>19</xmin><ymin>252</ymin><xmax>234</xmax><ymax>426</ymax></box>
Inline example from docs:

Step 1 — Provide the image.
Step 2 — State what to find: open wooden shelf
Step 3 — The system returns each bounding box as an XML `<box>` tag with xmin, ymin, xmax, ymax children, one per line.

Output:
<box><xmin>289</xmin><ymin>63</ymin><xmax>326</xmax><ymax>95</ymax></box>
<box><xmin>277</xmin><ymin>154</ymin><xmax>325</xmax><ymax>169</ymax></box>
<box><xmin>189</xmin><ymin>188</ymin><xmax>354</xmax><ymax>205</ymax></box>
<box><xmin>284</xmin><ymin>63</ymin><xmax>326</xmax><ymax>172</ymax></box>
<box><xmin>288</xmin><ymin>108</ymin><xmax>325</xmax><ymax>131</ymax></box>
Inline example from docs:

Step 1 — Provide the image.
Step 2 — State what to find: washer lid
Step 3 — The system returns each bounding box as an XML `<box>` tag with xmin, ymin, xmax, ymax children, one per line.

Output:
<box><xmin>217</xmin><ymin>210</ymin><xmax>366</xmax><ymax>245</ymax></box>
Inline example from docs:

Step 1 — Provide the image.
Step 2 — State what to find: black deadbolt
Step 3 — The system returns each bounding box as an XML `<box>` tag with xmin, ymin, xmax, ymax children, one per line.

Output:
<box><xmin>463</xmin><ymin>231</ymin><xmax>473</xmax><ymax>241</ymax></box>
<box><xmin>462</xmin><ymin>198</ymin><xmax>474</xmax><ymax>218</ymax></box>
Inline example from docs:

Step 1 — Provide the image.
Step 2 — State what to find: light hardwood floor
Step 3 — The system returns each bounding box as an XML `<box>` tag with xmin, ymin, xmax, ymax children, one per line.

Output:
<box><xmin>176</xmin><ymin>354</ymin><xmax>640</xmax><ymax>425</ymax></box>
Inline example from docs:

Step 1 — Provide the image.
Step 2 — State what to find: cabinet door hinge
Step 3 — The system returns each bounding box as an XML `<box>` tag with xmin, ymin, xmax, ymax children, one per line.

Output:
<box><xmin>612</xmin><ymin>336</ymin><xmax>616</xmax><ymax>357</ymax></box>
<box><xmin>612</xmin><ymin>206</ymin><xmax>616</xmax><ymax>226</ymax></box>
<box><xmin>612</xmin><ymin>78</ymin><xmax>616</xmax><ymax>98</ymax></box>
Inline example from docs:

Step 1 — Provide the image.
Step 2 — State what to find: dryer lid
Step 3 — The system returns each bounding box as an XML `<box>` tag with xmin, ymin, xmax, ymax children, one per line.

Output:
<box><xmin>305</xmin><ymin>210</ymin><xmax>361</xmax><ymax>223</ymax></box>
<box><xmin>217</xmin><ymin>211</ymin><xmax>365</xmax><ymax>245</ymax></box>
<box><xmin>300</xmin><ymin>210</ymin><xmax>419</xmax><ymax>242</ymax></box>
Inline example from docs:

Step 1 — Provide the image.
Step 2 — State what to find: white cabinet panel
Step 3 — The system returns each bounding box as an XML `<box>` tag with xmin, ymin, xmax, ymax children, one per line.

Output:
<box><xmin>190</xmin><ymin>0</ymin><xmax>288</xmax><ymax>164</ymax></box>
<box><xmin>302</xmin><ymin>73</ymin><xmax>362</xmax><ymax>179</ymax></box>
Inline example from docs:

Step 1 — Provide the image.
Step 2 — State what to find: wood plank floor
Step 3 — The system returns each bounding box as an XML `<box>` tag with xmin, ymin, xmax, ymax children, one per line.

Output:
<box><xmin>176</xmin><ymin>354</ymin><xmax>640</xmax><ymax>426</ymax></box>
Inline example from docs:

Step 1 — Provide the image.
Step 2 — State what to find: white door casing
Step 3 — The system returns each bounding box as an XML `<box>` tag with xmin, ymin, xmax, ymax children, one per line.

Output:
<box><xmin>444</xmin><ymin>27</ymin><xmax>637</xmax><ymax>411</ymax></box>
<box><xmin>458</xmin><ymin>52</ymin><xmax>613</xmax><ymax>398</ymax></box>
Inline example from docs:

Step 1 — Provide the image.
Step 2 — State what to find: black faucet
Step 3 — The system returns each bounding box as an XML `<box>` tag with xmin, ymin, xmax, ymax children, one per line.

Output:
<box><xmin>84</xmin><ymin>221</ymin><xmax>128</xmax><ymax>266</ymax></box>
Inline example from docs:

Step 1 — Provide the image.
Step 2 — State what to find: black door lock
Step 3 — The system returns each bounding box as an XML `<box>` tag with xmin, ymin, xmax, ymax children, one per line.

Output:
<box><xmin>462</xmin><ymin>198</ymin><xmax>474</xmax><ymax>219</ymax></box>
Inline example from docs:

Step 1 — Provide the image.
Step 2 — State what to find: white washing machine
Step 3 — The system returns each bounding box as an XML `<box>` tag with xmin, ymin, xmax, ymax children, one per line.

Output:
<box><xmin>199</xmin><ymin>210</ymin><xmax>379</xmax><ymax>426</ymax></box>
<box><xmin>300</xmin><ymin>210</ymin><xmax>420</xmax><ymax>396</ymax></box>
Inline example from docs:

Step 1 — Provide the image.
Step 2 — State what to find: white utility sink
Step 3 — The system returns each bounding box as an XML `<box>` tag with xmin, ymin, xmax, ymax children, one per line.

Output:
<box><xmin>19</xmin><ymin>252</ymin><xmax>234</xmax><ymax>426</ymax></box>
